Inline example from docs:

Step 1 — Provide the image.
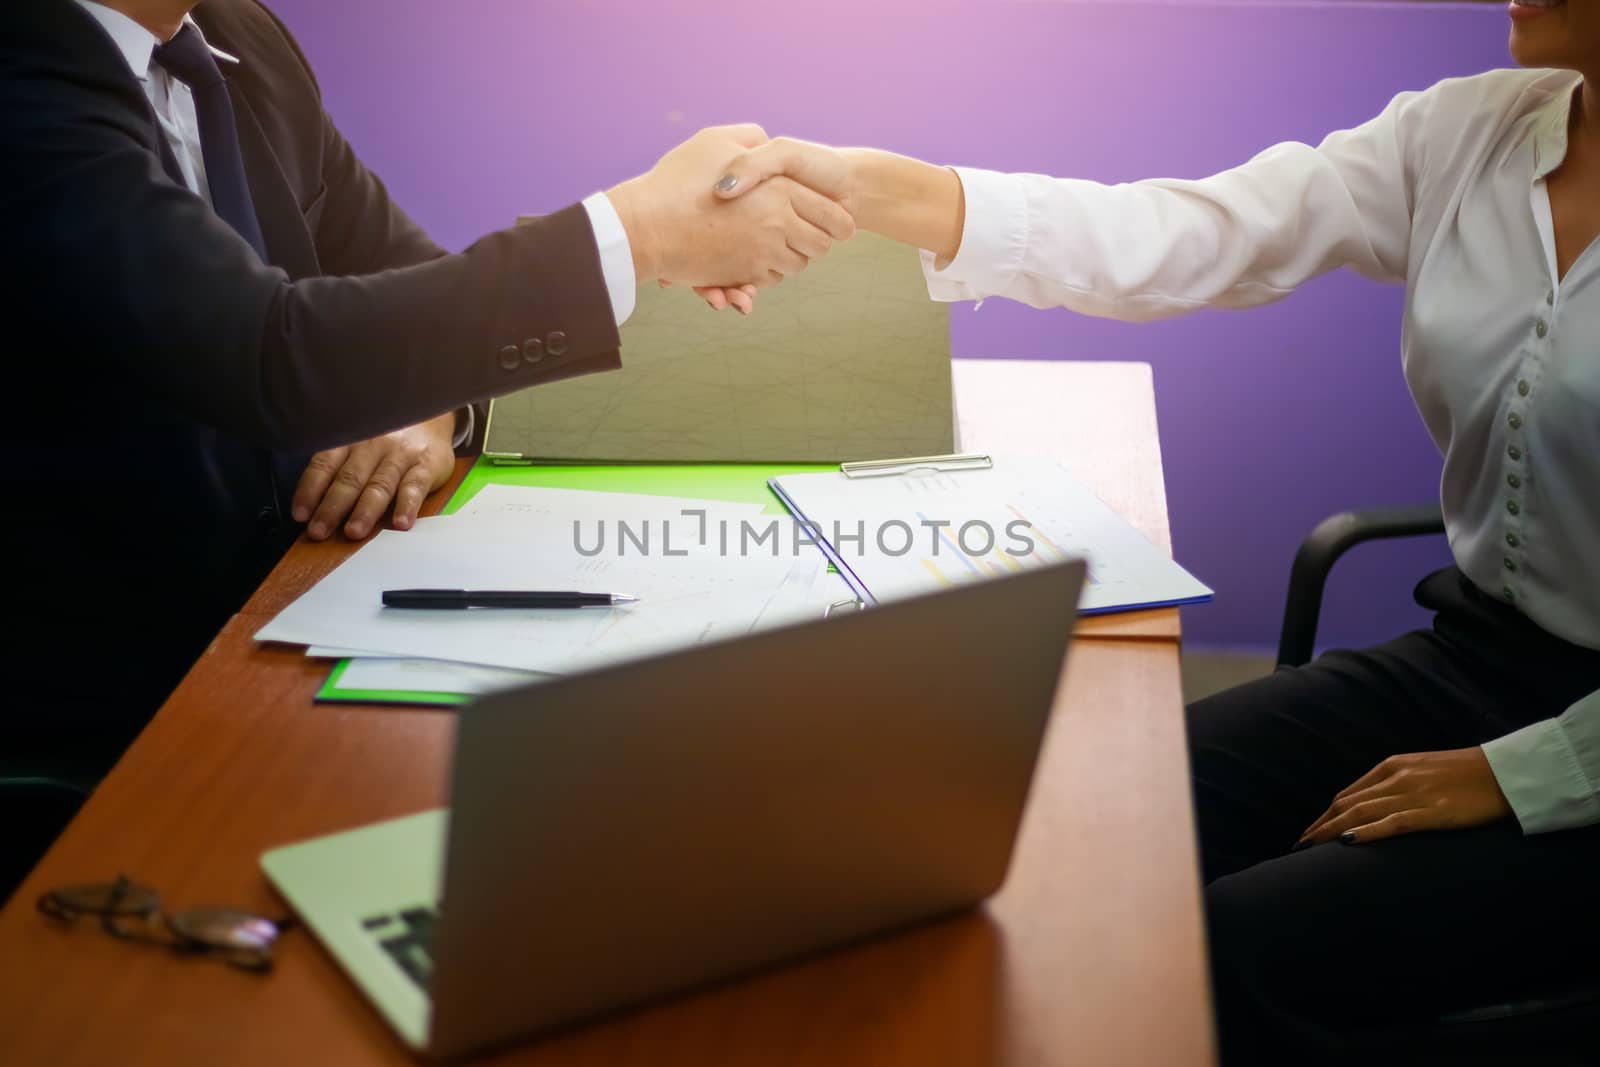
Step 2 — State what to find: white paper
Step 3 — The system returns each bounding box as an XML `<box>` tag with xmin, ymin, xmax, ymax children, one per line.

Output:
<box><xmin>307</xmin><ymin>646</ymin><xmax>410</xmax><ymax>660</ymax></box>
<box><xmin>257</xmin><ymin>508</ymin><xmax>827</xmax><ymax>673</ymax></box>
<box><xmin>773</xmin><ymin>456</ymin><xmax>1212</xmax><ymax>613</ymax></box>
<box><xmin>323</xmin><ymin>564</ymin><xmax>850</xmax><ymax>701</ymax></box>
<box><xmin>747</xmin><ymin>556</ymin><xmax>859</xmax><ymax>630</ymax></box>
<box><xmin>311</xmin><ymin>560</ymin><xmax>844</xmax><ymax>662</ymax></box>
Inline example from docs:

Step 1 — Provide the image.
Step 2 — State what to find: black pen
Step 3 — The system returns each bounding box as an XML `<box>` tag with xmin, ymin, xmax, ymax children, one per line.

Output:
<box><xmin>381</xmin><ymin>589</ymin><xmax>639</xmax><ymax>610</ymax></box>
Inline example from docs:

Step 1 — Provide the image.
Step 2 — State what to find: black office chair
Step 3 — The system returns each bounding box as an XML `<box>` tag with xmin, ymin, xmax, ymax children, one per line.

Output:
<box><xmin>0</xmin><ymin>769</ymin><xmax>95</xmax><ymax>904</ymax></box>
<box><xmin>1277</xmin><ymin>504</ymin><xmax>1600</xmax><ymax>1065</ymax></box>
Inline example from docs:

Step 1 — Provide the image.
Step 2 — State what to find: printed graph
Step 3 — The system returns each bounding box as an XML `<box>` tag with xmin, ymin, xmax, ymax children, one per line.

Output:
<box><xmin>773</xmin><ymin>458</ymin><xmax>1209</xmax><ymax>613</ymax></box>
<box><xmin>911</xmin><ymin>507</ymin><xmax>1099</xmax><ymax>588</ymax></box>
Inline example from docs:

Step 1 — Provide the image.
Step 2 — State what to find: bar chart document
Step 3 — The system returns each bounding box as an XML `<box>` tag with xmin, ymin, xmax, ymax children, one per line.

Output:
<box><xmin>770</xmin><ymin>457</ymin><xmax>1212</xmax><ymax>614</ymax></box>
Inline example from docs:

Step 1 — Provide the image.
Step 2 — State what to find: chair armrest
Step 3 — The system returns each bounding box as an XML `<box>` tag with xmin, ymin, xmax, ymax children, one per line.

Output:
<box><xmin>1276</xmin><ymin>505</ymin><xmax>1446</xmax><ymax>668</ymax></box>
<box><xmin>0</xmin><ymin>777</ymin><xmax>93</xmax><ymax>801</ymax></box>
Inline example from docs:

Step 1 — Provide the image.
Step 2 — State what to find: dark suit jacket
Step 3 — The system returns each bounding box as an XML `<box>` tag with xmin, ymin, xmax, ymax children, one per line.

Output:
<box><xmin>2</xmin><ymin>0</ymin><xmax>622</xmax><ymax>753</ymax></box>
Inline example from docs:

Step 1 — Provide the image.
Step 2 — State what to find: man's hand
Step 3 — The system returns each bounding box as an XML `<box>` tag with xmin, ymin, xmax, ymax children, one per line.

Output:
<box><xmin>292</xmin><ymin>412</ymin><xmax>457</xmax><ymax>541</ymax></box>
<box><xmin>607</xmin><ymin>125</ymin><xmax>855</xmax><ymax>291</ymax></box>
<box><xmin>1298</xmin><ymin>748</ymin><xmax>1513</xmax><ymax>847</ymax></box>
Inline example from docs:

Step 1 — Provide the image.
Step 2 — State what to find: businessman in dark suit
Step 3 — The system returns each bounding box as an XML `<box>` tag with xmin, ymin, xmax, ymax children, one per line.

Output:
<box><xmin>0</xmin><ymin>0</ymin><xmax>852</xmax><ymax>798</ymax></box>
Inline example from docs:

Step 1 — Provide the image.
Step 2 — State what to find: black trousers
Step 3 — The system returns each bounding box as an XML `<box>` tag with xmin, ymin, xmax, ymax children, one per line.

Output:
<box><xmin>1187</xmin><ymin>567</ymin><xmax>1600</xmax><ymax>1065</ymax></box>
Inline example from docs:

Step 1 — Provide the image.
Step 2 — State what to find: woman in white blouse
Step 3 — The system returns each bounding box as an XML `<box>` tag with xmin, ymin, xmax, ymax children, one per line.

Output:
<box><xmin>713</xmin><ymin>3</ymin><xmax>1599</xmax><ymax>1062</ymax></box>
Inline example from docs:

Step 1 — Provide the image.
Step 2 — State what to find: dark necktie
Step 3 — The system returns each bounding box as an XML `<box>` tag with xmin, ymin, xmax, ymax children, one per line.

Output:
<box><xmin>153</xmin><ymin>27</ymin><xmax>305</xmax><ymax>521</ymax></box>
<box><xmin>151</xmin><ymin>25</ymin><xmax>269</xmax><ymax>261</ymax></box>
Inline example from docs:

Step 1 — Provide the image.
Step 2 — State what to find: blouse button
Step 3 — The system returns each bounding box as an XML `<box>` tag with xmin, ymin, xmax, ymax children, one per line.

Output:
<box><xmin>1508</xmin><ymin>412</ymin><xmax>1523</xmax><ymax>430</ymax></box>
<box><xmin>1508</xmin><ymin>473</ymin><xmax>1522</xmax><ymax>489</ymax></box>
<box><xmin>1546</xmin><ymin>290</ymin><xmax>1555</xmax><ymax>306</ymax></box>
<box><xmin>1507</xmin><ymin>500</ymin><xmax>1521</xmax><ymax>516</ymax></box>
<box><xmin>1508</xmin><ymin>444</ymin><xmax>1522</xmax><ymax>461</ymax></box>
<box><xmin>1506</xmin><ymin>532</ymin><xmax>1520</xmax><ymax>548</ymax></box>
<box><xmin>1517</xmin><ymin>380</ymin><xmax>1530</xmax><ymax>397</ymax></box>
<box><xmin>1535</xmin><ymin>320</ymin><xmax>1548</xmax><ymax>339</ymax></box>
<box><xmin>1504</xmin><ymin>558</ymin><xmax>1517</xmax><ymax>573</ymax></box>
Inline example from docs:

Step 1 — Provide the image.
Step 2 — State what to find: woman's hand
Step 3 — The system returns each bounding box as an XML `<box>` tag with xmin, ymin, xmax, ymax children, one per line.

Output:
<box><xmin>691</xmin><ymin>283</ymin><xmax>758</xmax><ymax>314</ymax></box>
<box><xmin>715</xmin><ymin>141</ymin><xmax>964</xmax><ymax>271</ymax></box>
<box><xmin>291</xmin><ymin>412</ymin><xmax>457</xmax><ymax>540</ymax></box>
<box><xmin>660</xmin><ymin>279</ymin><xmax>758</xmax><ymax>315</ymax></box>
<box><xmin>1298</xmin><ymin>747</ymin><xmax>1513</xmax><ymax>847</ymax></box>
<box><xmin>714</xmin><ymin>137</ymin><xmax>860</xmax><ymax>217</ymax></box>
<box><xmin>610</xmin><ymin>126</ymin><xmax>854</xmax><ymax>294</ymax></box>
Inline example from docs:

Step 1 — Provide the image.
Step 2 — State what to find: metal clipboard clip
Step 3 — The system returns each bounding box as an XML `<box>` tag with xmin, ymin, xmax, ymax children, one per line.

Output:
<box><xmin>838</xmin><ymin>452</ymin><xmax>993</xmax><ymax>480</ymax></box>
<box><xmin>822</xmin><ymin>597</ymin><xmax>866</xmax><ymax>619</ymax></box>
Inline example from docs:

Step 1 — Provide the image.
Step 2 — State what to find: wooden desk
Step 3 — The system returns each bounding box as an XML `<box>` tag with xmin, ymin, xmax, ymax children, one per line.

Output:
<box><xmin>0</xmin><ymin>360</ymin><xmax>1213</xmax><ymax>1066</ymax></box>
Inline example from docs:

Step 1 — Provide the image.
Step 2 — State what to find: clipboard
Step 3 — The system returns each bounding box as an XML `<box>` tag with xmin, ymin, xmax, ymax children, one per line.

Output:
<box><xmin>776</xmin><ymin>453</ymin><xmax>996</xmax><ymax>605</ymax></box>
<box><xmin>768</xmin><ymin>453</ymin><xmax>1214</xmax><ymax>615</ymax></box>
<box><xmin>771</xmin><ymin>452</ymin><xmax>993</xmax><ymax>606</ymax></box>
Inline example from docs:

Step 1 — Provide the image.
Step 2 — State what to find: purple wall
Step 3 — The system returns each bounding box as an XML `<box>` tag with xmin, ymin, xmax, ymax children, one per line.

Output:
<box><xmin>267</xmin><ymin>0</ymin><xmax>1509</xmax><ymax>652</ymax></box>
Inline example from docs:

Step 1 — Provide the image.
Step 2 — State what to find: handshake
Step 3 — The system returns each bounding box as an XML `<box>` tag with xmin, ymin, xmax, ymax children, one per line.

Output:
<box><xmin>606</xmin><ymin>125</ymin><xmax>859</xmax><ymax>316</ymax></box>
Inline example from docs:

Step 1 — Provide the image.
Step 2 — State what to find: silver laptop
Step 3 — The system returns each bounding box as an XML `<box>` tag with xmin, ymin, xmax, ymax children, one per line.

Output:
<box><xmin>483</xmin><ymin>230</ymin><xmax>955</xmax><ymax>464</ymax></box>
<box><xmin>261</xmin><ymin>560</ymin><xmax>1085</xmax><ymax>1059</ymax></box>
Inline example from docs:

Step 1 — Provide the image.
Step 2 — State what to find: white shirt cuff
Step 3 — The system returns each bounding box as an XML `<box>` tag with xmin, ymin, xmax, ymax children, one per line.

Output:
<box><xmin>1483</xmin><ymin>699</ymin><xmax>1600</xmax><ymax>835</ymax></box>
<box><xmin>919</xmin><ymin>166</ymin><xmax>1032</xmax><ymax>307</ymax></box>
<box><xmin>582</xmin><ymin>192</ymin><xmax>637</xmax><ymax>327</ymax></box>
<box><xmin>451</xmin><ymin>405</ymin><xmax>475</xmax><ymax>450</ymax></box>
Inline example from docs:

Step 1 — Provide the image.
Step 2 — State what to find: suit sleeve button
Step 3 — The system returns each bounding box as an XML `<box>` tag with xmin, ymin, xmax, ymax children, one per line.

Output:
<box><xmin>546</xmin><ymin>331</ymin><xmax>568</xmax><ymax>357</ymax></box>
<box><xmin>497</xmin><ymin>344</ymin><xmax>522</xmax><ymax>371</ymax></box>
<box><xmin>522</xmin><ymin>337</ymin><xmax>544</xmax><ymax>364</ymax></box>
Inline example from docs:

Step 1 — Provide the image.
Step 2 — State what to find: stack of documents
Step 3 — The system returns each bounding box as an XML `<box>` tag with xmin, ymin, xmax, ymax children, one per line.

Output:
<box><xmin>769</xmin><ymin>457</ymin><xmax>1212</xmax><ymax>614</ymax></box>
<box><xmin>255</xmin><ymin>485</ymin><xmax>857</xmax><ymax>702</ymax></box>
<box><xmin>260</xmin><ymin>456</ymin><xmax>1207</xmax><ymax>705</ymax></box>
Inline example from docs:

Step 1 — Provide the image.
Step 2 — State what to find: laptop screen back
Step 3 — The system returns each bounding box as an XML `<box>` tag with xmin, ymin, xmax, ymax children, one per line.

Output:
<box><xmin>428</xmin><ymin>559</ymin><xmax>1084</xmax><ymax>1057</ymax></box>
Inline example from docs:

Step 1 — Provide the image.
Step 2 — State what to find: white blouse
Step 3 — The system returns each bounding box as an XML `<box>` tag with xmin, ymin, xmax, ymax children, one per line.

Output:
<box><xmin>922</xmin><ymin>68</ymin><xmax>1599</xmax><ymax>834</ymax></box>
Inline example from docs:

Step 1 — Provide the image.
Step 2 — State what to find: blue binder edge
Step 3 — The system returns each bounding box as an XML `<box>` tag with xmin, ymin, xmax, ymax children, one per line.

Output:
<box><xmin>1079</xmin><ymin>592</ymin><xmax>1213</xmax><ymax>615</ymax></box>
<box><xmin>768</xmin><ymin>478</ymin><xmax>878</xmax><ymax>607</ymax></box>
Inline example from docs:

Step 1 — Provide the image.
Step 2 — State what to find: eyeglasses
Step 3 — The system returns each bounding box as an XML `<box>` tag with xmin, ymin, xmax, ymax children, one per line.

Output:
<box><xmin>37</xmin><ymin>875</ymin><xmax>293</xmax><ymax>972</ymax></box>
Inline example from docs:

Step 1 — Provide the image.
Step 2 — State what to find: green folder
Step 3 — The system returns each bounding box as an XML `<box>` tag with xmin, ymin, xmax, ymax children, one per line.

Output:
<box><xmin>317</xmin><ymin>658</ymin><xmax>471</xmax><ymax>708</ymax></box>
<box><xmin>314</xmin><ymin>459</ymin><xmax>833</xmax><ymax>706</ymax></box>
<box><xmin>441</xmin><ymin>461</ymin><xmax>829</xmax><ymax>516</ymax></box>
